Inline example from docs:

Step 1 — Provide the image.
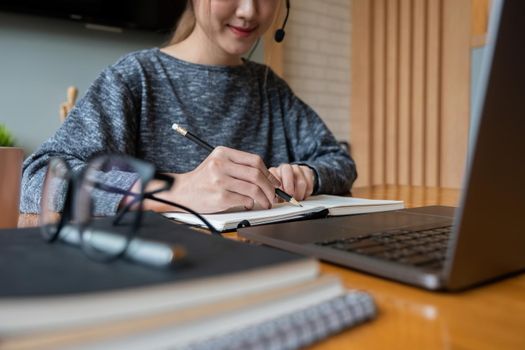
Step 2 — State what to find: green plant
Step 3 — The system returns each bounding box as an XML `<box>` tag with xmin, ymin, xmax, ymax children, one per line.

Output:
<box><xmin>0</xmin><ymin>123</ymin><xmax>15</xmax><ymax>147</ymax></box>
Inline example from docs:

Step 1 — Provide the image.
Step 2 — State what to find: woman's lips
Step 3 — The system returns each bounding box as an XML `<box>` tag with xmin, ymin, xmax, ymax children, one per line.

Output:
<box><xmin>228</xmin><ymin>25</ymin><xmax>257</xmax><ymax>38</ymax></box>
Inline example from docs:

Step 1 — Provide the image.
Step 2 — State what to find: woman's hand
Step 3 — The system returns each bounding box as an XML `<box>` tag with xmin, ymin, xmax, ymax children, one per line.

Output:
<box><xmin>269</xmin><ymin>164</ymin><xmax>315</xmax><ymax>201</ymax></box>
<box><xmin>148</xmin><ymin>146</ymin><xmax>280</xmax><ymax>213</ymax></box>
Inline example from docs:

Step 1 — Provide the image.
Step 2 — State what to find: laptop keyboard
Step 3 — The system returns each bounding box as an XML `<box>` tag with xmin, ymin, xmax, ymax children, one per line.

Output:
<box><xmin>315</xmin><ymin>225</ymin><xmax>452</xmax><ymax>270</ymax></box>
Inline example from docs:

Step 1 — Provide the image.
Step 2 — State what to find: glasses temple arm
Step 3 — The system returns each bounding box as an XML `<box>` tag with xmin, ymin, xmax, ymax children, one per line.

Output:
<box><xmin>147</xmin><ymin>195</ymin><xmax>221</xmax><ymax>236</ymax></box>
<box><xmin>94</xmin><ymin>182</ymin><xmax>221</xmax><ymax>235</ymax></box>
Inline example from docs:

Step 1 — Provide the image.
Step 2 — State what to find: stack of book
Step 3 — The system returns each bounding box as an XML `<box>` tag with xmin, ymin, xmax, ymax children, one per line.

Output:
<box><xmin>0</xmin><ymin>212</ymin><xmax>376</xmax><ymax>349</ymax></box>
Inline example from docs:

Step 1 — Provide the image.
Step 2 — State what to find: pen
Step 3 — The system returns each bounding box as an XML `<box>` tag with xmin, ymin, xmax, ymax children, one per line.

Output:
<box><xmin>172</xmin><ymin>123</ymin><xmax>302</xmax><ymax>207</ymax></box>
<box><xmin>59</xmin><ymin>225</ymin><xmax>187</xmax><ymax>268</ymax></box>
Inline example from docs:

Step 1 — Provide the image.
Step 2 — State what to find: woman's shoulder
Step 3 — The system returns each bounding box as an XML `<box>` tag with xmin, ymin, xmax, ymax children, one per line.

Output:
<box><xmin>108</xmin><ymin>48</ymin><xmax>161</xmax><ymax>75</ymax></box>
<box><xmin>99</xmin><ymin>48</ymin><xmax>187</xmax><ymax>85</ymax></box>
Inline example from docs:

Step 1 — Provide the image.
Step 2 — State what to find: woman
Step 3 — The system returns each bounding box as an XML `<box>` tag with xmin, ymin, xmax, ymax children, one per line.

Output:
<box><xmin>20</xmin><ymin>0</ymin><xmax>357</xmax><ymax>215</ymax></box>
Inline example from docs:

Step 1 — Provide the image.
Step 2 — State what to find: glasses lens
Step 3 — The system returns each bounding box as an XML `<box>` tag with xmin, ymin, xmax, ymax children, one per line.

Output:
<box><xmin>75</xmin><ymin>155</ymin><xmax>147</xmax><ymax>261</ymax></box>
<box><xmin>40</xmin><ymin>158</ymin><xmax>70</xmax><ymax>241</ymax></box>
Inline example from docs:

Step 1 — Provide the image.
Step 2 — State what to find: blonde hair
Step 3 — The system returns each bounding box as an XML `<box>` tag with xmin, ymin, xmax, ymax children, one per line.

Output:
<box><xmin>168</xmin><ymin>1</ymin><xmax>196</xmax><ymax>45</ymax></box>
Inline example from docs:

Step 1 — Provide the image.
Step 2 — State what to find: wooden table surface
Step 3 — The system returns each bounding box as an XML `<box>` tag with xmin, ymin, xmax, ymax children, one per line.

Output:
<box><xmin>16</xmin><ymin>185</ymin><xmax>525</xmax><ymax>349</ymax></box>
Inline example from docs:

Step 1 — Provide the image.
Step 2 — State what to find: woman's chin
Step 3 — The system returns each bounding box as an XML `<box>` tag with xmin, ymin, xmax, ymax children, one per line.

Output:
<box><xmin>219</xmin><ymin>39</ymin><xmax>257</xmax><ymax>59</ymax></box>
<box><xmin>225</xmin><ymin>46</ymin><xmax>252</xmax><ymax>58</ymax></box>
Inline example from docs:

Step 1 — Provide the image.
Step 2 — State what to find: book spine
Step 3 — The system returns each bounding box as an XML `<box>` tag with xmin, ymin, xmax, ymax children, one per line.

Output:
<box><xmin>183</xmin><ymin>291</ymin><xmax>376</xmax><ymax>350</ymax></box>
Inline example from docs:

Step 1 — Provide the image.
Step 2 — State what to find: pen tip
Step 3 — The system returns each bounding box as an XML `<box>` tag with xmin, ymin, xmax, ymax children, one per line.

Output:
<box><xmin>290</xmin><ymin>198</ymin><xmax>302</xmax><ymax>207</ymax></box>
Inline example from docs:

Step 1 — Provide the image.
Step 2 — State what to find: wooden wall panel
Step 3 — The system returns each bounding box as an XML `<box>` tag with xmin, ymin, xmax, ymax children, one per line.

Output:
<box><xmin>440</xmin><ymin>0</ymin><xmax>471</xmax><ymax>188</ymax></box>
<box><xmin>372</xmin><ymin>0</ymin><xmax>387</xmax><ymax>185</ymax></box>
<box><xmin>425</xmin><ymin>0</ymin><xmax>442</xmax><ymax>187</ymax></box>
<box><xmin>350</xmin><ymin>0</ymin><xmax>472</xmax><ymax>189</ymax></box>
<box><xmin>398</xmin><ymin>0</ymin><xmax>412</xmax><ymax>186</ymax></box>
<box><xmin>385</xmin><ymin>0</ymin><xmax>400</xmax><ymax>185</ymax></box>
<box><xmin>350</xmin><ymin>0</ymin><xmax>373</xmax><ymax>186</ymax></box>
<box><xmin>411</xmin><ymin>0</ymin><xmax>426</xmax><ymax>186</ymax></box>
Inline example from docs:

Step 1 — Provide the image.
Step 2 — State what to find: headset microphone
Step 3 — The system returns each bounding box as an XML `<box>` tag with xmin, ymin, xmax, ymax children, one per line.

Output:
<box><xmin>274</xmin><ymin>0</ymin><xmax>290</xmax><ymax>43</ymax></box>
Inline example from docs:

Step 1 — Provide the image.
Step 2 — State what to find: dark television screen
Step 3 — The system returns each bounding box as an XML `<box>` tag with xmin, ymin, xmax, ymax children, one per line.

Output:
<box><xmin>0</xmin><ymin>0</ymin><xmax>186</xmax><ymax>32</ymax></box>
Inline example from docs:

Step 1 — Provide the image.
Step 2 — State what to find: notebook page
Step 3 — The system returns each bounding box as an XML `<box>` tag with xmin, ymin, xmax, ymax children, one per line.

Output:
<box><xmin>164</xmin><ymin>203</ymin><xmax>325</xmax><ymax>230</ymax></box>
<box><xmin>163</xmin><ymin>195</ymin><xmax>404</xmax><ymax>230</ymax></box>
<box><xmin>302</xmin><ymin>195</ymin><xmax>403</xmax><ymax>209</ymax></box>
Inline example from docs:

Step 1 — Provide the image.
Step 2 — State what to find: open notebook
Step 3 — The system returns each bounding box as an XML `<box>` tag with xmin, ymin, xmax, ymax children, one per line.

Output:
<box><xmin>164</xmin><ymin>195</ymin><xmax>404</xmax><ymax>232</ymax></box>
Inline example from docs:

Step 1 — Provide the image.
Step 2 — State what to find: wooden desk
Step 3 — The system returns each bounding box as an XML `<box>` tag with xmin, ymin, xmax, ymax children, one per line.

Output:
<box><xmin>17</xmin><ymin>186</ymin><xmax>525</xmax><ymax>349</ymax></box>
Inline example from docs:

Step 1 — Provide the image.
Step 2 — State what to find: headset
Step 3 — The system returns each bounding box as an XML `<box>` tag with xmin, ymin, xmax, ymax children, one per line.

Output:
<box><xmin>246</xmin><ymin>0</ymin><xmax>291</xmax><ymax>60</ymax></box>
<box><xmin>274</xmin><ymin>0</ymin><xmax>291</xmax><ymax>43</ymax></box>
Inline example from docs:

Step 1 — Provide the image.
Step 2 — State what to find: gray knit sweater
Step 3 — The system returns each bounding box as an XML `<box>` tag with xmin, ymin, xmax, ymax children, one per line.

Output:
<box><xmin>20</xmin><ymin>49</ymin><xmax>357</xmax><ymax>215</ymax></box>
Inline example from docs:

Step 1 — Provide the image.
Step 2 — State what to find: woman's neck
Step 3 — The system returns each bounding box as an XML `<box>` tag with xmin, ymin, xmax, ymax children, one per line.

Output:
<box><xmin>162</xmin><ymin>29</ymin><xmax>243</xmax><ymax>67</ymax></box>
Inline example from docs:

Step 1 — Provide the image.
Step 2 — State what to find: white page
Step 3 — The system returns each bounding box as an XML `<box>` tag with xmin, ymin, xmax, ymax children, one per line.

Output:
<box><xmin>164</xmin><ymin>203</ymin><xmax>325</xmax><ymax>230</ymax></box>
<box><xmin>301</xmin><ymin>195</ymin><xmax>403</xmax><ymax>209</ymax></box>
<box><xmin>163</xmin><ymin>195</ymin><xmax>404</xmax><ymax>231</ymax></box>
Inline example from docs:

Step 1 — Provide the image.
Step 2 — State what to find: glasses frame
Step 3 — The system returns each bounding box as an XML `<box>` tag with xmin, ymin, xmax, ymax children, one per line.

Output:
<box><xmin>40</xmin><ymin>155</ymin><xmax>221</xmax><ymax>262</ymax></box>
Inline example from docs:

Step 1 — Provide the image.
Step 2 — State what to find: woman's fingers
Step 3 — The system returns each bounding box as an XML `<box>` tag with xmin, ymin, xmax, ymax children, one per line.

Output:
<box><xmin>222</xmin><ymin>162</ymin><xmax>276</xmax><ymax>206</ymax></box>
<box><xmin>292</xmin><ymin>165</ymin><xmax>308</xmax><ymax>200</ymax></box>
<box><xmin>206</xmin><ymin>149</ymin><xmax>275</xmax><ymax>205</ymax></box>
<box><xmin>215</xmin><ymin>147</ymin><xmax>281</xmax><ymax>187</ymax></box>
<box><xmin>272</xmin><ymin>164</ymin><xmax>315</xmax><ymax>201</ymax></box>
<box><xmin>300</xmin><ymin>165</ymin><xmax>315</xmax><ymax>198</ymax></box>
<box><xmin>217</xmin><ymin>189</ymin><xmax>256</xmax><ymax>211</ymax></box>
<box><xmin>167</xmin><ymin>147</ymin><xmax>318</xmax><ymax>213</ymax></box>
<box><xmin>221</xmin><ymin>177</ymin><xmax>273</xmax><ymax>209</ymax></box>
<box><xmin>268</xmin><ymin>167</ymin><xmax>280</xmax><ymax>182</ymax></box>
<box><xmin>279</xmin><ymin>163</ymin><xmax>295</xmax><ymax>196</ymax></box>
<box><xmin>201</xmin><ymin>146</ymin><xmax>279</xmax><ymax>209</ymax></box>
<box><xmin>268</xmin><ymin>167</ymin><xmax>282</xmax><ymax>203</ymax></box>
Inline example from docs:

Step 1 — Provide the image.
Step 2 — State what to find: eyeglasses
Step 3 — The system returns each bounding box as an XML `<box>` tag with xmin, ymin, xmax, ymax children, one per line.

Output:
<box><xmin>40</xmin><ymin>154</ymin><xmax>220</xmax><ymax>266</ymax></box>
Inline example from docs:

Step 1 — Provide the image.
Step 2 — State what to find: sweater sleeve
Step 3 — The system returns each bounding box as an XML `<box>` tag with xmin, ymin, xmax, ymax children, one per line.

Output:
<box><xmin>273</xmin><ymin>76</ymin><xmax>357</xmax><ymax>195</ymax></box>
<box><xmin>20</xmin><ymin>66</ymin><xmax>139</xmax><ymax>215</ymax></box>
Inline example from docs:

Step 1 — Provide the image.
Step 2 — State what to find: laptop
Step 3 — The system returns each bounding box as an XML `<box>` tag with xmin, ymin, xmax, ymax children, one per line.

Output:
<box><xmin>239</xmin><ymin>0</ymin><xmax>525</xmax><ymax>291</ymax></box>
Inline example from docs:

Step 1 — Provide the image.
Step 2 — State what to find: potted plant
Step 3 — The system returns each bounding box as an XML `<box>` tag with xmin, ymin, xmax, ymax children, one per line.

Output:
<box><xmin>0</xmin><ymin>123</ymin><xmax>25</xmax><ymax>228</ymax></box>
<box><xmin>0</xmin><ymin>123</ymin><xmax>15</xmax><ymax>147</ymax></box>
